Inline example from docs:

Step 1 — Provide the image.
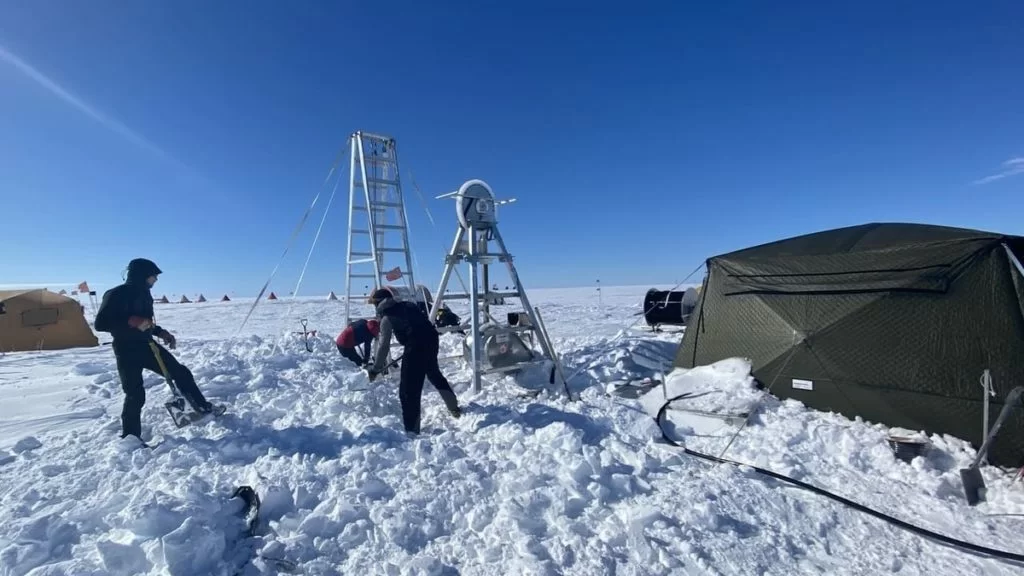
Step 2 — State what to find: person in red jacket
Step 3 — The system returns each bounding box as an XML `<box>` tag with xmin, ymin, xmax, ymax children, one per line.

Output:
<box><xmin>336</xmin><ymin>318</ymin><xmax>379</xmax><ymax>367</ymax></box>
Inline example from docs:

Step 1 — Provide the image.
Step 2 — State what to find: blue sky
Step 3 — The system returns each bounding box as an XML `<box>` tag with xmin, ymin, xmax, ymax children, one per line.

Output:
<box><xmin>1</xmin><ymin>1</ymin><xmax>1022</xmax><ymax>298</ymax></box>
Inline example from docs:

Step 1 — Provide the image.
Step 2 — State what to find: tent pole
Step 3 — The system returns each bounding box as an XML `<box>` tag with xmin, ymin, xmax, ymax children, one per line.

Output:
<box><xmin>980</xmin><ymin>369</ymin><xmax>994</xmax><ymax>463</ymax></box>
<box><xmin>690</xmin><ymin>270</ymin><xmax>711</xmax><ymax>367</ymax></box>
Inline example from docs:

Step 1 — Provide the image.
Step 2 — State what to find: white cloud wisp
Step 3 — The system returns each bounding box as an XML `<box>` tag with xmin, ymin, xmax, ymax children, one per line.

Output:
<box><xmin>972</xmin><ymin>157</ymin><xmax>1024</xmax><ymax>185</ymax></box>
<box><xmin>0</xmin><ymin>42</ymin><xmax>192</xmax><ymax>172</ymax></box>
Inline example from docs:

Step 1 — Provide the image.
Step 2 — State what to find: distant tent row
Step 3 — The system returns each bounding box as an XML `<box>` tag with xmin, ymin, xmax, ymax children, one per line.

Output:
<box><xmin>263</xmin><ymin>291</ymin><xmax>343</xmax><ymax>301</ymax></box>
<box><xmin>155</xmin><ymin>294</ymin><xmax>230</xmax><ymax>304</ymax></box>
<box><xmin>152</xmin><ymin>292</ymin><xmax>345</xmax><ymax>303</ymax></box>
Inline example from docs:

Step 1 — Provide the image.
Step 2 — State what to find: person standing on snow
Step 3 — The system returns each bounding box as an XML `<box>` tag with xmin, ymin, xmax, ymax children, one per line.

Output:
<box><xmin>336</xmin><ymin>318</ymin><xmax>379</xmax><ymax>367</ymax></box>
<box><xmin>367</xmin><ymin>288</ymin><xmax>461</xmax><ymax>434</ymax></box>
<box><xmin>94</xmin><ymin>258</ymin><xmax>221</xmax><ymax>441</ymax></box>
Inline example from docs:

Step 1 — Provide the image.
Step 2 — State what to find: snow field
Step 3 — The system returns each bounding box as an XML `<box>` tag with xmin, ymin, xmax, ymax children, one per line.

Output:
<box><xmin>0</xmin><ymin>286</ymin><xmax>1022</xmax><ymax>575</ymax></box>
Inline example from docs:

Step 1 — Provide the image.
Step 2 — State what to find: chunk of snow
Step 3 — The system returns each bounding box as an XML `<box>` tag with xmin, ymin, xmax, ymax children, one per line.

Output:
<box><xmin>260</xmin><ymin>484</ymin><xmax>296</xmax><ymax>522</ymax></box>
<box><xmin>96</xmin><ymin>539</ymin><xmax>150</xmax><ymax>576</ymax></box>
<box><xmin>160</xmin><ymin>518</ymin><xmax>225</xmax><ymax>576</ymax></box>
<box><xmin>12</xmin><ymin>436</ymin><xmax>42</xmax><ymax>453</ymax></box>
<box><xmin>638</xmin><ymin>357</ymin><xmax>761</xmax><ymax>421</ymax></box>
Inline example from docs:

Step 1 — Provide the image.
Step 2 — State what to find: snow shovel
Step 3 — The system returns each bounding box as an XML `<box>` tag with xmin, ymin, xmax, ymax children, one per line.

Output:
<box><xmin>364</xmin><ymin>354</ymin><xmax>403</xmax><ymax>381</ymax></box>
<box><xmin>351</xmin><ymin>355</ymin><xmax>404</xmax><ymax>391</ymax></box>
<box><xmin>960</xmin><ymin>386</ymin><xmax>1024</xmax><ymax>505</ymax></box>
<box><xmin>294</xmin><ymin>319</ymin><xmax>317</xmax><ymax>352</ymax></box>
<box><xmin>148</xmin><ymin>341</ymin><xmax>228</xmax><ymax>427</ymax></box>
<box><xmin>148</xmin><ymin>341</ymin><xmax>193</xmax><ymax>427</ymax></box>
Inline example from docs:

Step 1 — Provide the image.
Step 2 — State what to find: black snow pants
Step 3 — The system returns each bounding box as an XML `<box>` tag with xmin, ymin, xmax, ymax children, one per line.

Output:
<box><xmin>114</xmin><ymin>340</ymin><xmax>211</xmax><ymax>438</ymax></box>
<box><xmin>399</xmin><ymin>335</ymin><xmax>458</xmax><ymax>434</ymax></box>
<box><xmin>337</xmin><ymin>342</ymin><xmax>371</xmax><ymax>367</ymax></box>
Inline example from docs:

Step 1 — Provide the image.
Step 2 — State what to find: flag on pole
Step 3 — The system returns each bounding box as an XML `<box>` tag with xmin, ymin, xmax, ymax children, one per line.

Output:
<box><xmin>385</xmin><ymin>267</ymin><xmax>402</xmax><ymax>281</ymax></box>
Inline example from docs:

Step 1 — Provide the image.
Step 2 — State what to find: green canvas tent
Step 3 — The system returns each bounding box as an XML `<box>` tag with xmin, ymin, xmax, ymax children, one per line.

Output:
<box><xmin>676</xmin><ymin>223</ymin><xmax>1024</xmax><ymax>466</ymax></box>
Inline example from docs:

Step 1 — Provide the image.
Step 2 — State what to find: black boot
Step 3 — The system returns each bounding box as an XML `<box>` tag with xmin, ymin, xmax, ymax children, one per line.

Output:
<box><xmin>438</xmin><ymin>389</ymin><xmax>461</xmax><ymax>418</ymax></box>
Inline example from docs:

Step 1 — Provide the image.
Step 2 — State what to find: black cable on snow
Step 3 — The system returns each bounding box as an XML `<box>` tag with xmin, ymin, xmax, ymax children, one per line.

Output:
<box><xmin>655</xmin><ymin>392</ymin><xmax>1024</xmax><ymax>565</ymax></box>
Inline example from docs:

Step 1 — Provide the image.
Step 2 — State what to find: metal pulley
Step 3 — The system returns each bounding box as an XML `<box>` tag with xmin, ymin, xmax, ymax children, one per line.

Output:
<box><xmin>455</xmin><ymin>180</ymin><xmax>498</xmax><ymax>230</ymax></box>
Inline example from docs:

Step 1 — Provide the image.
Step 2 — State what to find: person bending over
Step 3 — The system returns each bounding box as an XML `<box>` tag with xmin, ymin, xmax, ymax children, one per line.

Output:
<box><xmin>336</xmin><ymin>318</ymin><xmax>379</xmax><ymax>367</ymax></box>
<box><xmin>367</xmin><ymin>288</ymin><xmax>460</xmax><ymax>434</ymax></box>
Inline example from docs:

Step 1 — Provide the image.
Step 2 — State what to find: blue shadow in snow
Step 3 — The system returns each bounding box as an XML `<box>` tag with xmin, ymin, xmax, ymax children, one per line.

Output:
<box><xmin>174</xmin><ymin>415</ymin><xmax>412</xmax><ymax>464</ymax></box>
<box><xmin>474</xmin><ymin>402</ymin><xmax>610</xmax><ymax>445</ymax></box>
<box><xmin>177</xmin><ymin>419</ymin><xmax>350</xmax><ymax>463</ymax></box>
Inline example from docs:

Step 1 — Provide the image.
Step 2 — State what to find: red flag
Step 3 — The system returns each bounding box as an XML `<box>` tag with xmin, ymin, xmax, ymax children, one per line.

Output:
<box><xmin>385</xmin><ymin>267</ymin><xmax>402</xmax><ymax>281</ymax></box>
<box><xmin>78</xmin><ymin>281</ymin><xmax>90</xmax><ymax>292</ymax></box>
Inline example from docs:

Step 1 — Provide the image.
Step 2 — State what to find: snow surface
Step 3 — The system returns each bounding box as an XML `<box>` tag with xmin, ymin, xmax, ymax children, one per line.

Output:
<box><xmin>0</xmin><ymin>285</ymin><xmax>1022</xmax><ymax>575</ymax></box>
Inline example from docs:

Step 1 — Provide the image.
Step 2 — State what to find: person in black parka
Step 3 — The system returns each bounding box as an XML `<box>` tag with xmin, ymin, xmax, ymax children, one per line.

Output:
<box><xmin>367</xmin><ymin>288</ymin><xmax>460</xmax><ymax>434</ymax></box>
<box><xmin>94</xmin><ymin>258</ymin><xmax>218</xmax><ymax>440</ymax></box>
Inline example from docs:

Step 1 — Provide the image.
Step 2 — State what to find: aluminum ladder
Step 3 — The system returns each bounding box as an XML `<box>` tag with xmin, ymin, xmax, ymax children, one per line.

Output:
<box><xmin>344</xmin><ymin>131</ymin><xmax>417</xmax><ymax>324</ymax></box>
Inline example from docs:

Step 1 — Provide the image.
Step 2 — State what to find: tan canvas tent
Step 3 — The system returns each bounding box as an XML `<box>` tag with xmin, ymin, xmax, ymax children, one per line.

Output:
<box><xmin>221</xmin><ymin>294</ymin><xmax>231</xmax><ymax>302</ymax></box>
<box><xmin>179</xmin><ymin>295</ymin><xmax>192</xmax><ymax>304</ymax></box>
<box><xmin>328</xmin><ymin>291</ymin><xmax>338</xmax><ymax>301</ymax></box>
<box><xmin>0</xmin><ymin>290</ymin><xmax>99</xmax><ymax>352</ymax></box>
<box><xmin>156</xmin><ymin>295</ymin><xmax>170</xmax><ymax>304</ymax></box>
<box><xmin>197</xmin><ymin>294</ymin><xmax>208</xmax><ymax>303</ymax></box>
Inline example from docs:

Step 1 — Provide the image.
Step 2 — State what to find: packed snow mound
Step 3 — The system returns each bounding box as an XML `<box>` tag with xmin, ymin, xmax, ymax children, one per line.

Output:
<box><xmin>638</xmin><ymin>357</ymin><xmax>761</xmax><ymax>422</ymax></box>
<box><xmin>0</xmin><ymin>288</ymin><xmax>1022</xmax><ymax>575</ymax></box>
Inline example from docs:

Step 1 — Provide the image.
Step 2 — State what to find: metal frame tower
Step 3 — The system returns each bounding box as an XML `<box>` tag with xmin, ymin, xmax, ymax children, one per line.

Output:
<box><xmin>429</xmin><ymin>179</ymin><xmax>565</xmax><ymax>393</ymax></box>
<box><xmin>344</xmin><ymin>132</ymin><xmax>417</xmax><ymax>324</ymax></box>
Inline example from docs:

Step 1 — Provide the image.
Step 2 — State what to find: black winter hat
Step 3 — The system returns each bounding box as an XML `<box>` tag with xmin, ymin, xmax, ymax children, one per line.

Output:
<box><xmin>127</xmin><ymin>258</ymin><xmax>163</xmax><ymax>280</ymax></box>
<box><xmin>369</xmin><ymin>288</ymin><xmax>393</xmax><ymax>305</ymax></box>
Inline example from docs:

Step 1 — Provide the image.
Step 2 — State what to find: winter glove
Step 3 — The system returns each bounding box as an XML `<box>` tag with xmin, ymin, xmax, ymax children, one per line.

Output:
<box><xmin>127</xmin><ymin>316</ymin><xmax>153</xmax><ymax>331</ymax></box>
<box><xmin>155</xmin><ymin>329</ymin><xmax>177</xmax><ymax>350</ymax></box>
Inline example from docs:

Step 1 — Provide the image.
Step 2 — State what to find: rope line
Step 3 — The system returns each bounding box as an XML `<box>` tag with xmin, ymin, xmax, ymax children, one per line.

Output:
<box><xmin>267</xmin><ymin>159</ymin><xmax>348</xmax><ymax>356</ymax></box>
<box><xmin>292</xmin><ymin>162</ymin><xmax>345</xmax><ymax>301</ymax></box>
<box><xmin>236</xmin><ymin>145</ymin><xmax>347</xmax><ymax>335</ymax></box>
<box><xmin>407</xmin><ymin>169</ymin><xmax>472</xmax><ymax>296</ymax></box>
